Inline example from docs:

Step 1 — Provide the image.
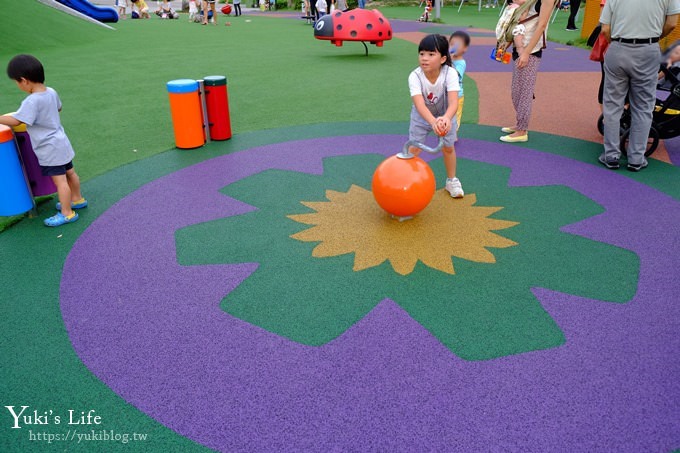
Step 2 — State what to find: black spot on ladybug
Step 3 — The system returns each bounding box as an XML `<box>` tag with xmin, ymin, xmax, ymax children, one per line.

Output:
<box><xmin>379</xmin><ymin>18</ymin><xmax>384</xmax><ymax>24</ymax></box>
<box><xmin>349</xmin><ymin>15</ymin><xmax>355</xmax><ymax>20</ymax></box>
<box><xmin>388</xmin><ymin>30</ymin><xmax>392</xmax><ymax>37</ymax></box>
<box><xmin>335</xmin><ymin>12</ymin><xmax>341</xmax><ymax>17</ymax></box>
<box><xmin>350</xmin><ymin>30</ymin><xmax>357</xmax><ymax>37</ymax></box>
<box><xmin>378</xmin><ymin>31</ymin><xmax>383</xmax><ymax>37</ymax></box>
<box><xmin>337</xmin><ymin>24</ymin><xmax>342</xmax><ymax>30</ymax></box>
<box><xmin>366</xmin><ymin>23</ymin><xmax>373</xmax><ymax>30</ymax></box>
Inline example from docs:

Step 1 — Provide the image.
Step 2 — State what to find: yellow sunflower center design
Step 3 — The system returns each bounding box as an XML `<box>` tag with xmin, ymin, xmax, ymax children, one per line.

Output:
<box><xmin>288</xmin><ymin>185</ymin><xmax>519</xmax><ymax>275</ymax></box>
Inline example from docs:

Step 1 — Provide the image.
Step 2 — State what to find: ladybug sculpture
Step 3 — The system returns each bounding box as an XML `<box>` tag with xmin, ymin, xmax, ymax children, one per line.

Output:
<box><xmin>314</xmin><ymin>9</ymin><xmax>393</xmax><ymax>55</ymax></box>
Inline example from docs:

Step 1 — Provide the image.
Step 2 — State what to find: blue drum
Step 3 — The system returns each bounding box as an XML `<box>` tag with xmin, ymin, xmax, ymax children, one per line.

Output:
<box><xmin>0</xmin><ymin>125</ymin><xmax>32</xmax><ymax>216</ymax></box>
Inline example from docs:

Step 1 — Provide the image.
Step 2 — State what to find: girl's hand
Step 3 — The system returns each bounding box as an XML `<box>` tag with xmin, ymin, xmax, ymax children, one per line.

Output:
<box><xmin>436</xmin><ymin>116</ymin><xmax>451</xmax><ymax>136</ymax></box>
<box><xmin>516</xmin><ymin>51</ymin><xmax>530</xmax><ymax>69</ymax></box>
<box><xmin>431</xmin><ymin>121</ymin><xmax>444</xmax><ymax>136</ymax></box>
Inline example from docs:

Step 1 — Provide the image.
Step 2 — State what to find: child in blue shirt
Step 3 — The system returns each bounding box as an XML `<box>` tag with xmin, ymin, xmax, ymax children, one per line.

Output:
<box><xmin>0</xmin><ymin>55</ymin><xmax>87</xmax><ymax>227</ymax></box>
<box><xmin>449</xmin><ymin>31</ymin><xmax>471</xmax><ymax>132</ymax></box>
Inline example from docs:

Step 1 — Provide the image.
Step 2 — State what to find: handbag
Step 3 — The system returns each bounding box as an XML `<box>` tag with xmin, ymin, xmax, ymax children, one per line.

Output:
<box><xmin>587</xmin><ymin>24</ymin><xmax>601</xmax><ymax>47</ymax></box>
<box><xmin>589</xmin><ymin>33</ymin><xmax>609</xmax><ymax>62</ymax></box>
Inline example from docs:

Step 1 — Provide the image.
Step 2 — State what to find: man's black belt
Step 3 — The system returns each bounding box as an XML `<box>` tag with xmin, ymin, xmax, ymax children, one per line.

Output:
<box><xmin>612</xmin><ymin>37</ymin><xmax>660</xmax><ymax>44</ymax></box>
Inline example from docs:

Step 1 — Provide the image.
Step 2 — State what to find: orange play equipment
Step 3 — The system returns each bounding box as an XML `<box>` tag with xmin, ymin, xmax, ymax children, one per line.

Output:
<box><xmin>372</xmin><ymin>155</ymin><xmax>436</xmax><ymax>217</ymax></box>
<box><xmin>167</xmin><ymin>79</ymin><xmax>205</xmax><ymax>149</ymax></box>
<box><xmin>371</xmin><ymin>137</ymin><xmax>445</xmax><ymax>218</ymax></box>
<box><xmin>580</xmin><ymin>0</ymin><xmax>601</xmax><ymax>40</ymax></box>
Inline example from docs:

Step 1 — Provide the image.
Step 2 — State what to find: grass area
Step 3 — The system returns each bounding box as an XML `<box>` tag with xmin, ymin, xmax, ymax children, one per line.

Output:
<box><xmin>0</xmin><ymin>1</ymin><xmax>432</xmax><ymax>230</ymax></box>
<box><xmin>1</xmin><ymin>1</ymin><xmax>581</xmax><ymax>231</ymax></box>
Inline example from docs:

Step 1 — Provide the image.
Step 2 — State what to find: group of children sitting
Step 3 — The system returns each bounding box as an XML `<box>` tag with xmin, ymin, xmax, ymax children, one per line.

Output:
<box><xmin>116</xmin><ymin>0</ymin><xmax>178</xmax><ymax>19</ymax></box>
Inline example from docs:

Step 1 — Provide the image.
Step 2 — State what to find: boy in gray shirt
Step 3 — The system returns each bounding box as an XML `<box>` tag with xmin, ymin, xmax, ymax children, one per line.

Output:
<box><xmin>0</xmin><ymin>55</ymin><xmax>87</xmax><ymax>227</ymax></box>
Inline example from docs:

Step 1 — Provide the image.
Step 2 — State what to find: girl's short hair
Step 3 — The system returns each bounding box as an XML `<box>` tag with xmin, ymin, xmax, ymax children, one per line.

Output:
<box><xmin>418</xmin><ymin>34</ymin><xmax>452</xmax><ymax>67</ymax></box>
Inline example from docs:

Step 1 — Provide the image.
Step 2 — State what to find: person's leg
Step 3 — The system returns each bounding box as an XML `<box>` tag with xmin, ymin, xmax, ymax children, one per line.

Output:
<box><xmin>626</xmin><ymin>44</ymin><xmax>661</xmax><ymax>167</ymax></box>
<box><xmin>508</xmin><ymin>61</ymin><xmax>521</xmax><ymax>130</ymax></box>
<box><xmin>52</xmin><ymin>175</ymin><xmax>74</xmax><ymax>218</ymax></box>
<box><xmin>602</xmin><ymin>42</ymin><xmax>631</xmax><ymax>164</ymax></box>
<box><xmin>567</xmin><ymin>0</ymin><xmax>581</xmax><ymax>29</ymax></box>
<box><xmin>202</xmin><ymin>1</ymin><xmax>208</xmax><ymax>23</ymax></box>
<box><xmin>212</xmin><ymin>2</ymin><xmax>217</xmax><ymax>24</ymax></box>
<box><xmin>65</xmin><ymin>168</ymin><xmax>83</xmax><ymax>202</ymax></box>
<box><xmin>508</xmin><ymin>55</ymin><xmax>540</xmax><ymax>137</ymax></box>
<box><xmin>598</xmin><ymin>61</ymin><xmax>605</xmax><ymax>111</ymax></box>
<box><xmin>442</xmin><ymin>146</ymin><xmax>457</xmax><ymax>179</ymax></box>
<box><xmin>443</xmin><ymin>133</ymin><xmax>463</xmax><ymax>197</ymax></box>
<box><xmin>456</xmin><ymin>96</ymin><xmax>464</xmax><ymax>131</ymax></box>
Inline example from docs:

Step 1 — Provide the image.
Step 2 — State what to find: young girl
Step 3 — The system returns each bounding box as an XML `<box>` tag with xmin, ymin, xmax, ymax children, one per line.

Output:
<box><xmin>116</xmin><ymin>0</ymin><xmax>128</xmax><ymax>19</ymax></box>
<box><xmin>189</xmin><ymin>0</ymin><xmax>199</xmax><ymax>21</ymax></box>
<box><xmin>130</xmin><ymin>0</ymin><xmax>150</xmax><ymax>18</ymax></box>
<box><xmin>408</xmin><ymin>34</ymin><xmax>464</xmax><ymax>198</ymax></box>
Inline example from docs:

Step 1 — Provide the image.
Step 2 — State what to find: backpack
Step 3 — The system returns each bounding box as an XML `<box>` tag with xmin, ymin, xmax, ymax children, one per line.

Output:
<box><xmin>495</xmin><ymin>0</ymin><xmax>540</xmax><ymax>51</ymax></box>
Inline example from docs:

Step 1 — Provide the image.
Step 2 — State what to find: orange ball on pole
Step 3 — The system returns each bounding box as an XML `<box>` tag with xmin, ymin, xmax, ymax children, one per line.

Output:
<box><xmin>372</xmin><ymin>155</ymin><xmax>436</xmax><ymax>217</ymax></box>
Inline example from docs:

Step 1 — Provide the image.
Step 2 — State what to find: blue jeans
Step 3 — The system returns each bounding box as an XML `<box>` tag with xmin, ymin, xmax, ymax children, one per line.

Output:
<box><xmin>358</xmin><ymin>0</ymin><xmax>365</xmax><ymax>8</ymax></box>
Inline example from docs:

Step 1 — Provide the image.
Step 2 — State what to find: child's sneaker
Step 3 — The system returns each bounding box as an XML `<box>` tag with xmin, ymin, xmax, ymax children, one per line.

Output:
<box><xmin>55</xmin><ymin>198</ymin><xmax>88</xmax><ymax>211</ymax></box>
<box><xmin>44</xmin><ymin>212</ymin><xmax>79</xmax><ymax>227</ymax></box>
<box><xmin>445</xmin><ymin>178</ymin><xmax>464</xmax><ymax>198</ymax></box>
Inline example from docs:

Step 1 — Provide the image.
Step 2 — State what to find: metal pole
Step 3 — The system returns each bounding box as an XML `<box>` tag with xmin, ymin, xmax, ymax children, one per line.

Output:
<box><xmin>197</xmin><ymin>79</ymin><xmax>211</xmax><ymax>144</ymax></box>
<box><xmin>435</xmin><ymin>0</ymin><xmax>440</xmax><ymax>20</ymax></box>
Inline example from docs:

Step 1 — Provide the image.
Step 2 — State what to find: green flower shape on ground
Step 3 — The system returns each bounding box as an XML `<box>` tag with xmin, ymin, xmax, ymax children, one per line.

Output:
<box><xmin>176</xmin><ymin>154</ymin><xmax>639</xmax><ymax>360</ymax></box>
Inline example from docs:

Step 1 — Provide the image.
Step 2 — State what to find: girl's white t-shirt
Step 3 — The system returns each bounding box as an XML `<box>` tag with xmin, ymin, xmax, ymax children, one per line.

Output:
<box><xmin>408</xmin><ymin>65</ymin><xmax>460</xmax><ymax>117</ymax></box>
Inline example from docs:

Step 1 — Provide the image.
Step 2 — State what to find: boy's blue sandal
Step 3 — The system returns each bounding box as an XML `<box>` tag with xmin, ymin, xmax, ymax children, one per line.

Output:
<box><xmin>44</xmin><ymin>212</ymin><xmax>79</xmax><ymax>227</ymax></box>
<box><xmin>55</xmin><ymin>198</ymin><xmax>88</xmax><ymax>210</ymax></box>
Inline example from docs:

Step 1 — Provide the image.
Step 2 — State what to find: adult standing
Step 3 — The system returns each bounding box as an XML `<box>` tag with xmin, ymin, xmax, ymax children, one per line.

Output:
<box><xmin>566</xmin><ymin>0</ymin><xmax>581</xmax><ymax>31</ymax></box>
<box><xmin>500</xmin><ymin>0</ymin><xmax>558</xmax><ymax>143</ymax></box>
<box><xmin>358</xmin><ymin>0</ymin><xmax>366</xmax><ymax>9</ymax></box>
<box><xmin>202</xmin><ymin>0</ymin><xmax>217</xmax><ymax>25</ymax></box>
<box><xmin>599</xmin><ymin>0</ymin><xmax>680</xmax><ymax>171</ymax></box>
<box><xmin>233</xmin><ymin>0</ymin><xmax>241</xmax><ymax>16</ymax></box>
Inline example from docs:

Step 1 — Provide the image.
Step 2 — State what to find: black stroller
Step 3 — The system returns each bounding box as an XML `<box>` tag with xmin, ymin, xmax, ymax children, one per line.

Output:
<box><xmin>597</xmin><ymin>63</ymin><xmax>680</xmax><ymax>157</ymax></box>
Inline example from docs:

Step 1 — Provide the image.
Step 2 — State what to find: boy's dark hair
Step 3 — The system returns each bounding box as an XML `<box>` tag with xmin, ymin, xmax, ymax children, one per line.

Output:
<box><xmin>450</xmin><ymin>30</ymin><xmax>471</xmax><ymax>47</ymax></box>
<box><xmin>7</xmin><ymin>54</ymin><xmax>45</xmax><ymax>83</ymax></box>
<box><xmin>418</xmin><ymin>34</ymin><xmax>452</xmax><ymax>67</ymax></box>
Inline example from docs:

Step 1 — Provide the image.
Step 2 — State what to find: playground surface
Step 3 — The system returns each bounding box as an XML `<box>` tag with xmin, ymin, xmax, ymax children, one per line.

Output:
<box><xmin>1</xmin><ymin>2</ymin><xmax>679</xmax><ymax>452</ymax></box>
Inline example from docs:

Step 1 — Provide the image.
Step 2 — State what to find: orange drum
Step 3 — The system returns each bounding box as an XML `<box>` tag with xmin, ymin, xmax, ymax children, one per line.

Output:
<box><xmin>167</xmin><ymin>79</ymin><xmax>205</xmax><ymax>149</ymax></box>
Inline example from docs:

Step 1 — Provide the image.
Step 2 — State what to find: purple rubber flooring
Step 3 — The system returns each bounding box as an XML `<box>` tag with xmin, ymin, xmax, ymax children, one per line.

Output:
<box><xmin>60</xmin><ymin>136</ymin><xmax>680</xmax><ymax>451</ymax></box>
<box><xmin>391</xmin><ymin>20</ymin><xmax>597</xmax><ymax>73</ymax></box>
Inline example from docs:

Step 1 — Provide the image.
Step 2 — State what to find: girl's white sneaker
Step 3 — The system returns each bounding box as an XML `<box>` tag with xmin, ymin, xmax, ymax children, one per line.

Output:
<box><xmin>446</xmin><ymin>178</ymin><xmax>464</xmax><ymax>198</ymax></box>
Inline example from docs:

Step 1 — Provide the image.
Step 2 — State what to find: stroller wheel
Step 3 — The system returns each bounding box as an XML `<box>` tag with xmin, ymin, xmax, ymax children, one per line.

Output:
<box><xmin>597</xmin><ymin>114</ymin><xmax>604</xmax><ymax>136</ymax></box>
<box><xmin>597</xmin><ymin>113</ymin><xmax>628</xmax><ymax>137</ymax></box>
<box><xmin>620</xmin><ymin>127</ymin><xmax>659</xmax><ymax>158</ymax></box>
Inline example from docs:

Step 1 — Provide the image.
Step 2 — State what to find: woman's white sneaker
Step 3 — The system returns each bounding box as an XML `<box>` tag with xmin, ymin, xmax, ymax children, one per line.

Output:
<box><xmin>445</xmin><ymin>178</ymin><xmax>464</xmax><ymax>198</ymax></box>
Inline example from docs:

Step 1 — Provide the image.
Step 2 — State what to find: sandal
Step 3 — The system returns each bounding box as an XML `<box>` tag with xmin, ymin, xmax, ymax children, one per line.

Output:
<box><xmin>55</xmin><ymin>198</ymin><xmax>88</xmax><ymax>211</ymax></box>
<box><xmin>44</xmin><ymin>212</ymin><xmax>79</xmax><ymax>227</ymax></box>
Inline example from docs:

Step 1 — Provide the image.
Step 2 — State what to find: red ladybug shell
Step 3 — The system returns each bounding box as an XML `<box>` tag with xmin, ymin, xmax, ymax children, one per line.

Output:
<box><xmin>315</xmin><ymin>9</ymin><xmax>392</xmax><ymax>47</ymax></box>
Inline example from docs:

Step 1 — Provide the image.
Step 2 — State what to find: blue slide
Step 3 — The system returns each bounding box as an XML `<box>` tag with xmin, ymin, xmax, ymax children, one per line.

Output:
<box><xmin>57</xmin><ymin>0</ymin><xmax>119</xmax><ymax>23</ymax></box>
